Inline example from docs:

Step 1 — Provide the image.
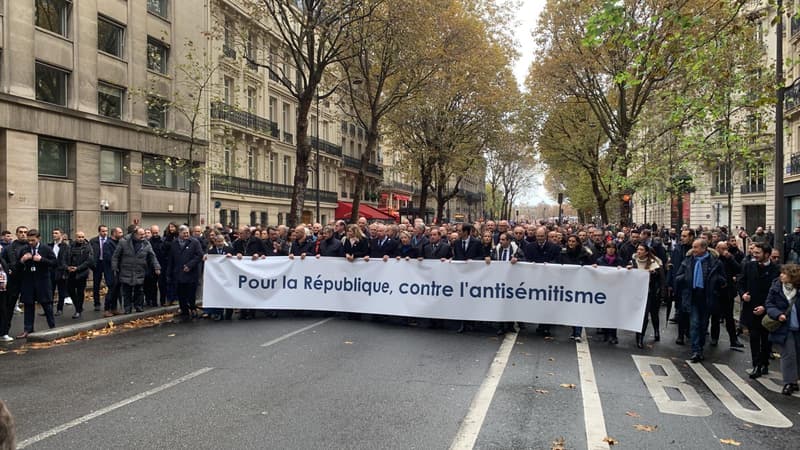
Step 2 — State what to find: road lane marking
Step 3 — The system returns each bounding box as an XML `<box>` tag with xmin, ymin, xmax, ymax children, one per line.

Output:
<box><xmin>632</xmin><ymin>355</ymin><xmax>711</xmax><ymax>417</ymax></box>
<box><xmin>758</xmin><ymin>372</ymin><xmax>800</xmax><ymax>398</ymax></box>
<box><xmin>17</xmin><ymin>367</ymin><xmax>214</xmax><ymax>449</ymax></box>
<box><xmin>576</xmin><ymin>330</ymin><xmax>609</xmax><ymax>450</ymax></box>
<box><xmin>260</xmin><ymin>317</ymin><xmax>334</xmax><ymax>347</ymax></box>
<box><xmin>449</xmin><ymin>331</ymin><xmax>517</xmax><ymax>450</ymax></box>
<box><xmin>688</xmin><ymin>362</ymin><xmax>792</xmax><ymax>428</ymax></box>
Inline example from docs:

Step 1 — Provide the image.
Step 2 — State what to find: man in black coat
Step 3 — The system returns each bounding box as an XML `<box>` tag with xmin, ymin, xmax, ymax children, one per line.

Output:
<box><xmin>204</xmin><ymin>234</ymin><xmax>234</xmax><ymax>320</ymax></box>
<box><xmin>422</xmin><ymin>228</ymin><xmax>451</xmax><ymax>260</ymax></box>
<box><xmin>711</xmin><ymin>241</ymin><xmax>742</xmax><ymax>348</ymax></box>
<box><xmin>451</xmin><ymin>224</ymin><xmax>482</xmax><ymax>260</ymax></box>
<box><xmin>89</xmin><ymin>225</ymin><xmax>109</xmax><ymax>311</ymax></box>
<box><xmin>0</xmin><ymin>226</ymin><xmax>29</xmax><ymax>339</ymax></box>
<box><xmin>737</xmin><ymin>242</ymin><xmax>780</xmax><ymax>378</ymax></box>
<box><xmin>15</xmin><ymin>229</ymin><xmax>57</xmax><ymax>338</ymax></box>
<box><xmin>232</xmin><ymin>226</ymin><xmax>267</xmax><ymax>258</ymax></box>
<box><xmin>675</xmin><ymin>238</ymin><xmax>727</xmax><ymax>363</ymax></box>
<box><xmin>523</xmin><ymin>226</ymin><xmax>561</xmax><ymax>263</ymax></box>
<box><xmin>668</xmin><ymin>228</ymin><xmax>694</xmax><ymax>344</ymax></box>
<box><xmin>65</xmin><ymin>231</ymin><xmax>95</xmax><ymax>318</ymax></box>
<box><xmin>289</xmin><ymin>225</ymin><xmax>314</xmax><ymax>257</ymax></box>
<box><xmin>369</xmin><ymin>223</ymin><xmax>398</xmax><ymax>259</ymax></box>
<box><xmin>169</xmin><ymin>226</ymin><xmax>204</xmax><ymax>320</ymax></box>
<box><xmin>317</xmin><ymin>226</ymin><xmax>343</xmax><ymax>257</ymax></box>
<box><xmin>102</xmin><ymin>227</ymin><xmax>123</xmax><ymax>316</ymax></box>
<box><xmin>49</xmin><ymin>228</ymin><xmax>70</xmax><ymax>315</ymax></box>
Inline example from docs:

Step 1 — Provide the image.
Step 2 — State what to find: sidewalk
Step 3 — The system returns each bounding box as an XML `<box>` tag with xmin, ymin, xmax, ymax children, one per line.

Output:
<box><xmin>2</xmin><ymin>298</ymin><xmax>178</xmax><ymax>345</ymax></box>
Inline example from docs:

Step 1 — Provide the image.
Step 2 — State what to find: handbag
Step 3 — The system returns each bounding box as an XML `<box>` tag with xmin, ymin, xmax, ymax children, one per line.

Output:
<box><xmin>762</xmin><ymin>295</ymin><xmax>797</xmax><ymax>333</ymax></box>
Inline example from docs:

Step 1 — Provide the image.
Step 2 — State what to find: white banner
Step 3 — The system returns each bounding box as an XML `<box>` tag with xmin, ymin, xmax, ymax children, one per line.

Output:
<box><xmin>202</xmin><ymin>256</ymin><xmax>650</xmax><ymax>332</ymax></box>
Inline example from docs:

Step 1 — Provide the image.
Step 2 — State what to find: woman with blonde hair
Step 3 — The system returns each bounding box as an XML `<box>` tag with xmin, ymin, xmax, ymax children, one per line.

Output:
<box><xmin>765</xmin><ymin>263</ymin><xmax>800</xmax><ymax>395</ymax></box>
<box><xmin>343</xmin><ymin>224</ymin><xmax>369</xmax><ymax>262</ymax></box>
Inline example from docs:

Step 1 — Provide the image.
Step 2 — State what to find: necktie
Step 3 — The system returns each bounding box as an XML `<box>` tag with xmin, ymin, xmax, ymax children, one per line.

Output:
<box><xmin>502</xmin><ymin>248</ymin><xmax>508</xmax><ymax>261</ymax></box>
<box><xmin>100</xmin><ymin>238</ymin><xmax>105</xmax><ymax>259</ymax></box>
<box><xmin>32</xmin><ymin>246</ymin><xmax>37</xmax><ymax>255</ymax></box>
<box><xmin>464</xmin><ymin>240</ymin><xmax>468</xmax><ymax>252</ymax></box>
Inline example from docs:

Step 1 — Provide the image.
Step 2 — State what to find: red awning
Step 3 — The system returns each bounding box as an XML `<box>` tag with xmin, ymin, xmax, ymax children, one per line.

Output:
<box><xmin>394</xmin><ymin>194</ymin><xmax>410</xmax><ymax>201</ymax></box>
<box><xmin>335</xmin><ymin>201</ymin><xmax>394</xmax><ymax>221</ymax></box>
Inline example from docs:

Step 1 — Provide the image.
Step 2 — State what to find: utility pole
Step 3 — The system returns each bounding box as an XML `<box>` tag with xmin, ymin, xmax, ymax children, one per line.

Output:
<box><xmin>776</xmin><ymin>0</ymin><xmax>785</xmax><ymax>259</ymax></box>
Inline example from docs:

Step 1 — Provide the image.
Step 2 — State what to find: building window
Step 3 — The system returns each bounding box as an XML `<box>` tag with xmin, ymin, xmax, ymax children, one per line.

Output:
<box><xmin>743</xmin><ymin>163</ymin><xmax>766</xmax><ymax>193</ymax></box>
<box><xmin>98</xmin><ymin>16</ymin><xmax>124</xmax><ymax>57</ymax></box>
<box><xmin>147</xmin><ymin>96</ymin><xmax>167</xmax><ymax>128</ymax></box>
<box><xmin>142</xmin><ymin>155</ymin><xmax>191</xmax><ymax>190</ymax></box>
<box><xmin>38</xmin><ymin>138</ymin><xmax>69</xmax><ymax>178</ymax></box>
<box><xmin>100</xmin><ymin>212</ymin><xmax>127</xmax><ymax>230</ymax></box>
<box><xmin>277</xmin><ymin>212</ymin><xmax>283</xmax><ymax>226</ymax></box>
<box><xmin>147</xmin><ymin>37</ymin><xmax>168</xmax><ymax>73</ymax></box>
<box><xmin>247</xmin><ymin>87</ymin><xmax>257</xmax><ymax>113</ymax></box>
<box><xmin>224</xmin><ymin>77</ymin><xmax>234</xmax><ymax>104</ymax></box>
<box><xmin>100</xmin><ymin>148</ymin><xmax>125</xmax><ymax>183</ymax></box>
<box><xmin>219</xmin><ymin>209</ymin><xmax>228</xmax><ymax>227</ymax></box>
<box><xmin>247</xmin><ymin>147</ymin><xmax>256</xmax><ymax>179</ymax></box>
<box><xmin>147</xmin><ymin>0</ymin><xmax>168</xmax><ymax>18</ymax></box>
<box><xmin>39</xmin><ymin>210</ymin><xmax>73</xmax><ymax>238</ymax></box>
<box><xmin>269</xmin><ymin>152</ymin><xmax>276</xmax><ymax>182</ymax></box>
<box><xmin>98</xmin><ymin>82</ymin><xmax>124</xmax><ymax>119</ymax></box>
<box><xmin>230</xmin><ymin>210</ymin><xmax>239</xmax><ymax>228</ymax></box>
<box><xmin>713</xmin><ymin>163</ymin><xmax>732</xmax><ymax>195</ymax></box>
<box><xmin>36</xmin><ymin>0</ymin><xmax>70</xmax><ymax>37</ymax></box>
<box><xmin>282</xmin><ymin>103</ymin><xmax>290</xmax><ymax>133</ymax></box>
<box><xmin>35</xmin><ymin>62</ymin><xmax>69</xmax><ymax>106</ymax></box>
<box><xmin>250</xmin><ymin>211</ymin><xmax>257</xmax><ymax>227</ymax></box>
<box><xmin>223</xmin><ymin>147</ymin><xmax>232</xmax><ymax>176</ymax></box>
<box><xmin>269</xmin><ymin>97</ymin><xmax>277</xmax><ymax>121</ymax></box>
<box><xmin>283</xmin><ymin>155</ymin><xmax>290</xmax><ymax>184</ymax></box>
<box><xmin>260</xmin><ymin>212</ymin><xmax>268</xmax><ymax>227</ymax></box>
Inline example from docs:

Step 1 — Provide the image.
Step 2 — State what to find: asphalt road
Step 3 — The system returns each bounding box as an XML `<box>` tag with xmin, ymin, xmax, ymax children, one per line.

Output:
<box><xmin>1</xmin><ymin>312</ymin><xmax>799</xmax><ymax>450</ymax></box>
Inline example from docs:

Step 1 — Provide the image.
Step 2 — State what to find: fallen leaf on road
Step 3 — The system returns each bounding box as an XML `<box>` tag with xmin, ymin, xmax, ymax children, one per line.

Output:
<box><xmin>551</xmin><ymin>437</ymin><xmax>565</xmax><ymax>450</ymax></box>
<box><xmin>548</xmin><ymin>357</ymin><xmax>555</xmax><ymax>361</ymax></box>
<box><xmin>603</xmin><ymin>436</ymin><xmax>618</xmax><ymax>445</ymax></box>
<box><xmin>720</xmin><ymin>438</ymin><xmax>741</xmax><ymax>446</ymax></box>
<box><xmin>344</xmin><ymin>341</ymin><xmax>354</xmax><ymax>344</ymax></box>
<box><xmin>167</xmin><ymin>334</ymin><xmax>176</xmax><ymax>337</ymax></box>
<box><xmin>12</xmin><ymin>349</ymin><xmax>27</xmax><ymax>355</ymax></box>
<box><xmin>559</xmin><ymin>383</ymin><xmax>576</xmax><ymax>389</ymax></box>
<box><xmin>534</xmin><ymin>389</ymin><xmax>549</xmax><ymax>394</ymax></box>
<box><xmin>625</xmin><ymin>411</ymin><xmax>640</xmax><ymax>418</ymax></box>
<box><xmin>547</xmin><ymin>372</ymin><xmax>555</xmax><ymax>376</ymax></box>
<box><xmin>544</xmin><ymin>336</ymin><xmax>555</xmax><ymax>341</ymax></box>
<box><xmin>634</xmin><ymin>424</ymin><xmax>657</xmax><ymax>432</ymax></box>
<box><xmin>640</xmin><ymin>371</ymin><xmax>652</xmax><ymax>377</ymax></box>
<box><xmin>741</xmin><ymin>423</ymin><xmax>753</xmax><ymax>429</ymax></box>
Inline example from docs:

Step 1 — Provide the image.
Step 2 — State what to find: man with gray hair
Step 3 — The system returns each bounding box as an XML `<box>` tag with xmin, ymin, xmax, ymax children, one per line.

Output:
<box><xmin>168</xmin><ymin>225</ymin><xmax>204</xmax><ymax>321</ymax></box>
<box><xmin>112</xmin><ymin>226</ymin><xmax>160</xmax><ymax>314</ymax></box>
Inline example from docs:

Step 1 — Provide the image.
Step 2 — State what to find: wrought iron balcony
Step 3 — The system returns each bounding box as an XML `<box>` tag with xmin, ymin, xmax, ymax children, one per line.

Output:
<box><xmin>211</xmin><ymin>102</ymin><xmax>278</xmax><ymax>138</ymax></box>
<box><xmin>283</xmin><ymin>131</ymin><xmax>293</xmax><ymax>143</ymax></box>
<box><xmin>343</xmin><ymin>155</ymin><xmax>361</xmax><ymax>169</ymax></box>
<box><xmin>710</xmin><ymin>186</ymin><xmax>732</xmax><ymax>196</ymax></box>
<box><xmin>741</xmin><ymin>184</ymin><xmax>766</xmax><ymax>194</ymax></box>
<box><xmin>793</xmin><ymin>14</ymin><xmax>800</xmax><ymax>38</ymax></box>
<box><xmin>366</xmin><ymin>162</ymin><xmax>383</xmax><ymax>177</ymax></box>
<box><xmin>212</xmin><ymin>174</ymin><xmax>337</xmax><ymax>203</ymax></box>
<box><xmin>383</xmin><ymin>181</ymin><xmax>414</xmax><ymax>192</ymax></box>
<box><xmin>310</xmin><ymin>136</ymin><xmax>342</xmax><ymax>157</ymax></box>
<box><xmin>789</xmin><ymin>154</ymin><xmax>800</xmax><ymax>176</ymax></box>
<box><xmin>786</xmin><ymin>81</ymin><xmax>800</xmax><ymax>112</ymax></box>
<box><xmin>222</xmin><ymin>44</ymin><xmax>236</xmax><ymax>59</ymax></box>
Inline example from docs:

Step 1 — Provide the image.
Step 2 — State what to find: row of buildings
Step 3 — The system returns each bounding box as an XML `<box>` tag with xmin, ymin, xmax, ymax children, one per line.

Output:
<box><xmin>0</xmin><ymin>0</ymin><xmax>485</xmax><ymax>237</ymax></box>
<box><xmin>631</xmin><ymin>0</ymin><xmax>800</xmax><ymax>235</ymax></box>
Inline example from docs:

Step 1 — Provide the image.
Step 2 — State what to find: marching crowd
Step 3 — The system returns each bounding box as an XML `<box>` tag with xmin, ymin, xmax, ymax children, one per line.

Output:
<box><xmin>1</xmin><ymin>218</ymin><xmax>800</xmax><ymax>395</ymax></box>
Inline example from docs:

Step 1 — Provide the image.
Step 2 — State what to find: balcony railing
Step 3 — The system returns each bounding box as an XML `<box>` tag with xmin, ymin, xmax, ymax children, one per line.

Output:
<box><xmin>789</xmin><ymin>154</ymin><xmax>800</xmax><ymax>176</ymax></box>
<box><xmin>366</xmin><ymin>162</ymin><xmax>383</xmax><ymax>177</ymax></box>
<box><xmin>383</xmin><ymin>181</ymin><xmax>414</xmax><ymax>192</ymax></box>
<box><xmin>786</xmin><ymin>81</ymin><xmax>800</xmax><ymax>112</ymax></box>
<box><xmin>710</xmin><ymin>186</ymin><xmax>732</xmax><ymax>196</ymax></box>
<box><xmin>283</xmin><ymin>131</ymin><xmax>293</xmax><ymax>143</ymax></box>
<box><xmin>212</xmin><ymin>174</ymin><xmax>337</xmax><ymax>203</ymax></box>
<box><xmin>222</xmin><ymin>44</ymin><xmax>236</xmax><ymax>59</ymax></box>
<box><xmin>792</xmin><ymin>14</ymin><xmax>800</xmax><ymax>38</ymax></box>
<box><xmin>211</xmin><ymin>102</ymin><xmax>278</xmax><ymax>138</ymax></box>
<box><xmin>342</xmin><ymin>155</ymin><xmax>383</xmax><ymax>177</ymax></box>
<box><xmin>310</xmin><ymin>136</ymin><xmax>342</xmax><ymax>157</ymax></box>
<box><xmin>741</xmin><ymin>184</ymin><xmax>766</xmax><ymax>194</ymax></box>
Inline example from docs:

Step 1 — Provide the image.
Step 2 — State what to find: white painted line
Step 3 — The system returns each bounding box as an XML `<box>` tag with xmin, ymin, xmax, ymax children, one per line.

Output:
<box><xmin>449</xmin><ymin>331</ymin><xmax>517</xmax><ymax>450</ymax></box>
<box><xmin>17</xmin><ymin>367</ymin><xmax>214</xmax><ymax>449</ymax></box>
<box><xmin>688</xmin><ymin>362</ymin><xmax>792</xmax><ymax>428</ymax></box>
<box><xmin>632</xmin><ymin>355</ymin><xmax>711</xmax><ymax>417</ymax></box>
<box><xmin>576</xmin><ymin>330</ymin><xmax>609</xmax><ymax>450</ymax></box>
<box><xmin>260</xmin><ymin>317</ymin><xmax>334</xmax><ymax>347</ymax></box>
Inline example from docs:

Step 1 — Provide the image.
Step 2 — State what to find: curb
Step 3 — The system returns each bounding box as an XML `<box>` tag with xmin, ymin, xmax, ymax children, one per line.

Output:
<box><xmin>26</xmin><ymin>306</ymin><xmax>180</xmax><ymax>342</ymax></box>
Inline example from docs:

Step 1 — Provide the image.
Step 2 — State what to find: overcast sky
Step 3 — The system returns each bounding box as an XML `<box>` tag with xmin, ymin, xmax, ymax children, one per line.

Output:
<box><xmin>510</xmin><ymin>0</ymin><xmax>550</xmax><ymax>204</ymax></box>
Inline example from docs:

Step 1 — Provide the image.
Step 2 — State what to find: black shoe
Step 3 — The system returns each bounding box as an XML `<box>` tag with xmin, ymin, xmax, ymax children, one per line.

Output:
<box><xmin>690</xmin><ymin>353</ymin><xmax>703</xmax><ymax>363</ymax></box>
<box><xmin>761</xmin><ymin>365</ymin><xmax>769</xmax><ymax>375</ymax></box>
<box><xmin>710</xmin><ymin>338</ymin><xmax>718</xmax><ymax>346</ymax></box>
<box><xmin>456</xmin><ymin>324</ymin><xmax>466</xmax><ymax>334</ymax></box>
<box><xmin>654</xmin><ymin>331</ymin><xmax>660</xmax><ymax>342</ymax></box>
<box><xmin>675</xmin><ymin>337</ymin><xmax>685</xmax><ymax>346</ymax></box>
<box><xmin>636</xmin><ymin>333</ymin><xmax>644</xmax><ymax>349</ymax></box>
<box><xmin>668</xmin><ymin>317</ymin><xmax>678</xmax><ymax>324</ymax></box>
<box><xmin>135</xmin><ymin>307</ymin><xmax>144</xmax><ymax>313</ymax></box>
<box><xmin>496</xmin><ymin>328</ymin><xmax>506</xmax><ymax>336</ymax></box>
<box><xmin>782</xmin><ymin>384</ymin><xmax>795</xmax><ymax>395</ymax></box>
<box><xmin>730</xmin><ymin>339</ymin><xmax>744</xmax><ymax>349</ymax></box>
<box><xmin>54</xmin><ymin>310</ymin><xmax>62</xmax><ymax>317</ymax></box>
<box><xmin>72</xmin><ymin>312</ymin><xmax>81</xmax><ymax>319</ymax></box>
<box><xmin>749</xmin><ymin>366</ymin><xmax>763</xmax><ymax>379</ymax></box>
<box><xmin>124</xmin><ymin>308</ymin><xmax>132</xmax><ymax>314</ymax></box>
<box><xmin>609</xmin><ymin>337</ymin><xmax>618</xmax><ymax>345</ymax></box>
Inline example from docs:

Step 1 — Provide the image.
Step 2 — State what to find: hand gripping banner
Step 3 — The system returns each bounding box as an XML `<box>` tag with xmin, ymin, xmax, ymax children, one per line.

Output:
<box><xmin>202</xmin><ymin>256</ymin><xmax>650</xmax><ymax>332</ymax></box>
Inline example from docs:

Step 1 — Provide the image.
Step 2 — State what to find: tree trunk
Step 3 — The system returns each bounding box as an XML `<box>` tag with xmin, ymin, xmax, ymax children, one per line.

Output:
<box><xmin>288</xmin><ymin>96</ymin><xmax>313</xmax><ymax>227</ymax></box>
<box><xmin>416</xmin><ymin>161</ymin><xmax>433</xmax><ymax>223</ymax></box>
<box><xmin>186</xmin><ymin>141</ymin><xmax>194</xmax><ymax>227</ymax></box>
<box><xmin>350</xmin><ymin>126</ymin><xmax>378</xmax><ymax>224</ymax></box>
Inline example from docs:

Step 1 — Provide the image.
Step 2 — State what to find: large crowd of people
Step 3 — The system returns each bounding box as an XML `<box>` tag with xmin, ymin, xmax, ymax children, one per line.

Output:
<box><xmin>1</xmin><ymin>218</ymin><xmax>799</xmax><ymax>395</ymax></box>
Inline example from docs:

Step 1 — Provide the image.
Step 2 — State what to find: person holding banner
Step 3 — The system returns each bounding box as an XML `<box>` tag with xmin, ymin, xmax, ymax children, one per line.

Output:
<box><xmin>630</xmin><ymin>244</ymin><xmax>665</xmax><ymax>349</ymax></box>
<box><xmin>559</xmin><ymin>234</ymin><xmax>593</xmax><ymax>342</ymax></box>
<box><xmin>344</xmin><ymin>224</ymin><xmax>369</xmax><ymax>262</ymax></box>
<box><xmin>232</xmin><ymin>226</ymin><xmax>266</xmax><ymax>320</ymax></box>
<box><xmin>488</xmin><ymin>232</ymin><xmax>523</xmax><ymax>335</ymax></box>
<box><xmin>204</xmin><ymin>234</ymin><xmax>234</xmax><ymax>321</ymax></box>
<box><xmin>595</xmin><ymin>242</ymin><xmax>626</xmax><ymax>344</ymax></box>
<box><xmin>289</xmin><ymin>226</ymin><xmax>314</xmax><ymax>258</ymax></box>
<box><xmin>317</xmin><ymin>226</ymin><xmax>344</xmax><ymax>257</ymax></box>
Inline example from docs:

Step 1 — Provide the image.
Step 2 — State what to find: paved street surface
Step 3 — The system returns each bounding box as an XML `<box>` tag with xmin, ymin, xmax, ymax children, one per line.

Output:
<box><xmin>2</xmin><ymin>310</ymin><xmax>799</xmax><ymax>449</ymax></box>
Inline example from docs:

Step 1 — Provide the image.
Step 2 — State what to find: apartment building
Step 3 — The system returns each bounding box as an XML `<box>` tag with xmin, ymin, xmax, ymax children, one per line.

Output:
<box><xmin>0</xmin><ymin>0</ymin><xmax>209</xmax><ymax>235</ymax></box>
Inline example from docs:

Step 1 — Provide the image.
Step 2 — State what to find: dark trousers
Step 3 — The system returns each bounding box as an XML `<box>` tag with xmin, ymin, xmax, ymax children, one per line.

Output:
<box><xmin>177</xmin><ymin>282</ymin><xmax>198</xmax><ymax>316</ymax></box>
<box><xmin>158</xmin><ymin>272</ymin><xmax>169</xmax><ymax>306</ymax></box>
<box><xmin>121</xmin><ymin>283</ymin><xmax>144</xmax><ymax>313</ymax></box>
<box><xmin>23</xmin><ymin>296</ymin><xmax>55</xmax><ymax>333</ymax></box>
<box><xmin>0</xmin><ymin>276</ymin><xmax>21</xmax><ymax>336</ymax></box>
<box><xmin>52</xmin><ymin>277</ymin><xmax>68</xmax><ymax>311</ymax></box>
<box><xmin>143</xmin><ymin>275</ymin><xmax>158</xmax><ymax>307</ymax></box>
<box><xmin>711</xmin><ymin>294</ymin><xmax>736</xmax><ymax>343</ymax></box>
<box><xmin>689</xmin><ymin>289</ymin><xmax>710</xmax><ymax>354</ymax></box>
<box><xmin>92</xmin><ymin>265</ymin><xmax>104</xmax><ymax>307</ymax></box>
<box><xmin>749</xmin><ymin>319</ymin><xmax>772</xmax><ymax>368</ymax></box>
<box><xmin>642</xmin><ymin>292</ymin><xmax>661</xmax><ymax>337</ymax></box>
<box><xmin>67</xmin><ymin>276</ymin><xmax>87</xmax><ymax>314</ymax></box>
<box><xmin>104</xmin><ymin>280</ymin><xmax>120</xmax><ymax>311</ymax></box>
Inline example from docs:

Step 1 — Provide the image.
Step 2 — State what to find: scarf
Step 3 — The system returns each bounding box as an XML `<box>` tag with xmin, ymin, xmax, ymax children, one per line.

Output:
<box><xmin>634</xmin><ymin>255</ymin><xmax>661</xmax><ymax>272</ymax></box>
<box><xmin>782</xmin><ymin>283</ymin><xmax>797</xmax><ymax>303</ymax></box>
<box><xmin>602</xmin><ymin>254</ymin><xmax>618</xmax><ymax>266</ymax></box>
<box><xmin>693</xmin><ymin>252</ymin><xmax>710</xmax><ymax>289</ymax></box>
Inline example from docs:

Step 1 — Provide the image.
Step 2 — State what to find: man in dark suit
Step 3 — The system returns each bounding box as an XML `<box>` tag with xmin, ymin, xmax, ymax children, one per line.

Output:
<box><xmin>232</xmin><ymin>226</ymin><xmax>266</xmax><ymax>319</ymax></box>
<box><xmin>15</xmin><ymin>229</ymin><xmax>57</xmax><ymax>338</ymax></box>
<box><xmin>204</xmin><ymin>234</ymin><xmax>234</xmax><ymax>321</ymax></box>
<box><xmin>452</xmin><ymin>224</ymin><xmax>482</xmax><ymax>260</ymax></box>
<box><xmin>411</xmin><ymin>223</ymin><xmax>429</xmax><ymax>254</ymax></box>
<box><xmin>168</xmin><ymin>226</ymin><xmax>202</xmax><ymax>321</ymax></box>
<box><xmin>523</xmin><ymin>226</ymin><xmax>561</xmax><ymax>263</ymax></box>
<box><xmin>369</xmin><ymin>223</ymin><xmax>398</xmax><ymax>259</ymax></box>
<box><xmin>102</xmin><ymin>227</ymin><xmax>123</xmax><ymax>317</ymax></box>
<box><xmin>89</xmin><ymin>225</ymin><xmax>109</xmax><ymax>311</ymax></box>
<box><xmin>422</xmin><ymin>228</ymin><xmax>451</xmax><ymax>260</ymax></box>
<box><xmin>49</xmin><ymin>228</ymin><xmax>69</xmax><ymax>316</ymax></box>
